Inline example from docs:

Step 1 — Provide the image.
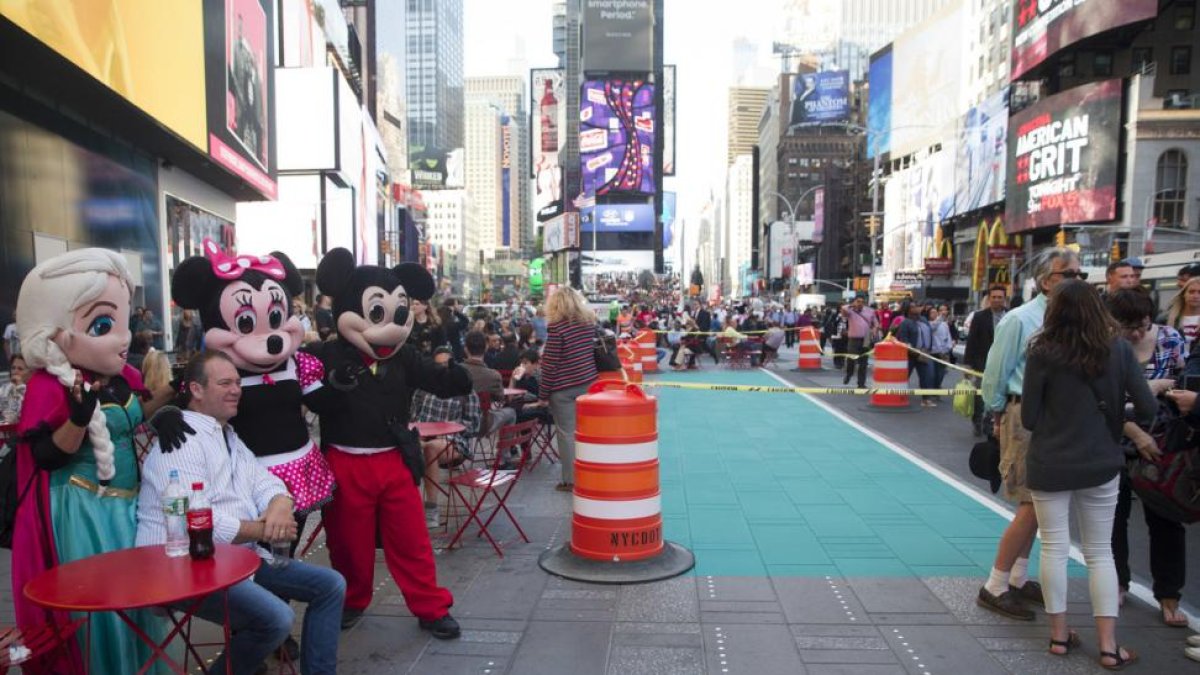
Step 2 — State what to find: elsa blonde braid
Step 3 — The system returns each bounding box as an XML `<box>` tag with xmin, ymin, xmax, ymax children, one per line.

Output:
<box><xmin>42</xmin><ymin>341</ymin><xmax>116</xmax><ymax>485</ymax></box>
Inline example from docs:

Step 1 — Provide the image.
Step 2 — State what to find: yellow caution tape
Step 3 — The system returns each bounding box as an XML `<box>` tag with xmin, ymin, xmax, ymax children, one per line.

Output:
<box><xmin>891</xmin><ymin>343</ymin><xmax>984</xmax><ymax>378</ymax></box>
<box><xmin>638</xmin><ymin>381</ymin><xmax>977</xmax><ymax>396</ymax></box>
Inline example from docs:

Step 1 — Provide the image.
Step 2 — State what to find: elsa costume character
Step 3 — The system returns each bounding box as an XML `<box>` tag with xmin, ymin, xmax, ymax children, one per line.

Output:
<box><xmin>11</xmin><ymin>249</ymin><xmax>173</xmax><ymax>674</ymax></box>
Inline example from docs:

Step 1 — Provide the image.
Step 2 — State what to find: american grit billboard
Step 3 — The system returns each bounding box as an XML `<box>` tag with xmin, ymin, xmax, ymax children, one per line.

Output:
<box><xmin>580</xmin><ymin>79</ymin><xmax>656</xmax><ymax>196</ymax></box>
<box><xmin>531</xmin><ymin>68</ymin><xmax>566</xmax><ymax>222</ymax></box>
<box><xmin>1011</xmin><ymin>0</ymin><xmax>1158</xmax><ymax>80</ymax></box>
<box><xmin>1005</xmin><ymin>78</ymin><xmax>1122</xmax><ymax>234</ymax></box>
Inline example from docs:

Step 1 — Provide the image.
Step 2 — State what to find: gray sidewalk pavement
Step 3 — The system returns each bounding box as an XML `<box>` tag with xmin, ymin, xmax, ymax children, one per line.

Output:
<box><xmin>3</xmin><ymin>347</ymin><xmax>1200</xmax><ymax>674</ymax></box>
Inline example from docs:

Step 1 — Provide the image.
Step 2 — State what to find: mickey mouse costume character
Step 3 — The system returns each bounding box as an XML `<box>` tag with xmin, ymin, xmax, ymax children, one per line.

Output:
<box><xmin>306</xmin><ymin>248</ymin><xmax>471</xmax><ymax>638</ymax></box>
<box><xmin>11</xmin><ymin>249</ymin><xmax>173</xmax><ymax>674</ymax></box>
<box><xmin>164</xmin><ymin>240</ymin><xmax>336</xmax><ymax>519</ymax></box>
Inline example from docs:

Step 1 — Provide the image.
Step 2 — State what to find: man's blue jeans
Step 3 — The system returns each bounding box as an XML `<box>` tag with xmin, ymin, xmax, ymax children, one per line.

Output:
<box><xmin>186</xmin><ymin>557</ymin><xmax>346</xmax><ymax>675</ymax></box>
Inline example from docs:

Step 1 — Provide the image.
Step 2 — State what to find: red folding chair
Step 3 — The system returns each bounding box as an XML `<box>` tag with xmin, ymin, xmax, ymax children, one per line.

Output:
<box><xmin>0</xmin><ymin>618</ymin><xmax>87</xmax><ymax>674</ymax></box>
<box><xmin>527</xmin><ymin>417</ymin><xmax>559</xmax><ymax>469</ymax></box>
<box><xmin>470</xmin><ymin>391</ymin><xmax>499</xmax><ymax>462</ymax></box>
<box><xmin>445</xmin><ymin>420</ymin><xmax>537</xmax><ymax>556</ymax></box>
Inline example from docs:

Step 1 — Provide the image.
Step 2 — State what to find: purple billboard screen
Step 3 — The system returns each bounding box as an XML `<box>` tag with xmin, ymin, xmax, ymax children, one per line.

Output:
<box><xmin>1011</xmin><ymin>0</ymin><xmax>1157</xmax><ymax>80</ymax></box>
<box><xmin>1005</xmin><ymin>79</ymin><xmax>1122</xmax><ymax>234</ymax></box>
<box><xmin>580</xmin><ymin>79</ymin><xmax>656</xmax><ymax>197</ymax></box>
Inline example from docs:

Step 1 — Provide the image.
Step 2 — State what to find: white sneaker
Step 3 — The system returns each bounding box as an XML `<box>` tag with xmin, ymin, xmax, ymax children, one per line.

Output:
<box><xmin>1185</xmin><ymin>646</ymin><xmax>1200</xmax><ymax>663</ymax></box>
<box><xmin>425</xmin><ymin>506</ymin><xmax>440</xmax><ymax>529</ymax></box>
<box><xmin>1187</xmin><ymin>634</ymin><xmax>1200</xmax><ymax>647</ymax></box>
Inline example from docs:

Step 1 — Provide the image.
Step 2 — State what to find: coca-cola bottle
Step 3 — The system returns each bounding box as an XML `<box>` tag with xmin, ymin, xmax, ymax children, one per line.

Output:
<box><xmin>186</xmin><ymin>481</ymin><xmax>215</xmax><ymax>560</ymax></box>
<box><xmin>540</xmin><ymin>78</ymin><xmax>558</xmax><ymax>154</ymax></box>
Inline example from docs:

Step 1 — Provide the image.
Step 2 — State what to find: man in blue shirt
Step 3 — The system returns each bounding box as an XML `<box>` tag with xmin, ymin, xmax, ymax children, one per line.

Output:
<box><xmin>976</xmin><ymin>247</ymin><xmax>1081</xmax><ymax>620</ymax></box>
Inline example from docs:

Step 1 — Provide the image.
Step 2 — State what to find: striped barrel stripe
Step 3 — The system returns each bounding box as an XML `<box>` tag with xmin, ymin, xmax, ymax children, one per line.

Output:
<box><xmin>576</xmin><ymin>440</ymin><xmax>658</xmax><ymax>464</ymax></box>
<box><xmin>573</xmin><ymin>493</ymin><xmax>661</xmax><ymax>519</ymax></box>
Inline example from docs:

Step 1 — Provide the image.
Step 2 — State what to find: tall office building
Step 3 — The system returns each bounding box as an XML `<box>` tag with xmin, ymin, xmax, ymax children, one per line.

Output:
<box><xmin>464</xmin><ymin>95</ymin><xmax>504</xmax><ymax>260</ymax></box>
<box><xmin>725</xmin><ymin>154</ymin><xmax>755</xmax><ymax>296</ymax></box>
<box><xmin>466</xmin><ymin>76</ymin><xmax>531</xmax><ymax>256</ymax></box>
<box><xmin>727</xmin><ymin>87</ymin><xmax>770</xmax><ymax>166</ymax></box>
<box><xmin>780</xmin><ymin>0</ymin><xmax>955</xmax><ymax>79</ymax></box>
<box><xmin>405</xmin><ymin>0</ymin><xmax>464</xmax><ymax>158</ymax></box>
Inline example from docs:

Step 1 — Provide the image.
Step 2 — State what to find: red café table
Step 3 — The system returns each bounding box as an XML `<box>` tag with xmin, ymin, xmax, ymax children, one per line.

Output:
<box><xmin>24</xmin><ymin>543</ymin><xmax>261</xmax><ymax>675</ymax></box>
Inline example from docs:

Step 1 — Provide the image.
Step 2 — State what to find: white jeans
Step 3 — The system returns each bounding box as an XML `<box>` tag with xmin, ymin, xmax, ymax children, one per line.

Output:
<box><xmin>1031</xmin><ymin>475</ymin><xmax>1120</xmax><ymax>616</ymax></box>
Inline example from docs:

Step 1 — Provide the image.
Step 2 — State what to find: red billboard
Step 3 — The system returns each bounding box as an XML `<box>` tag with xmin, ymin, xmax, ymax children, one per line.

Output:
<box><xmin>1011</xmin><ymin>0</ymin><xmax>1157</xmax><ymax>80</ymax></box>
<box><xmin>1005</xmin><ymin>79</ymin><xmax>1123</xmax><ymax>234</ymax></box>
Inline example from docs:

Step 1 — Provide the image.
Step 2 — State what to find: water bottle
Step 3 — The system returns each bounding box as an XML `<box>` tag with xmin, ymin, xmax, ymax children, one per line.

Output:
<box><xmin>162</xmin><ymin>469</ymin><xmax>189</xmax><ymax>557</ymax></box>
<box><xmin>186</xmin><ymin>481</ymin><xmax>215</xmax><ymax>560</ymax></box>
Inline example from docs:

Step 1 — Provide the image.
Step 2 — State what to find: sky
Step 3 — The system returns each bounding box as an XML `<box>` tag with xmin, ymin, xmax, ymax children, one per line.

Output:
<box><xmin>463</xmin><ymin>0</ymin><xmax>784</xmax><ymax>268</ymax></box>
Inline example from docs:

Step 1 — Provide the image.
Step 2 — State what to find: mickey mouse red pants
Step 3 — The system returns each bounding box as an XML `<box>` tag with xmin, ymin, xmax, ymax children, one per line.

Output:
<box><xmin>322</xmin><ymin>448</ymin><xmax>453</xmax><ymax>620</ymax></box>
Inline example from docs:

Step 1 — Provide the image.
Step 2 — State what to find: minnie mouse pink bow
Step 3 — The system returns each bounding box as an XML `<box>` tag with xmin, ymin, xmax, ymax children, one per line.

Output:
<box><xmin>203</xmin><ymin>239</ymin><xmax>285</xmax><ymax>281</ymax></box>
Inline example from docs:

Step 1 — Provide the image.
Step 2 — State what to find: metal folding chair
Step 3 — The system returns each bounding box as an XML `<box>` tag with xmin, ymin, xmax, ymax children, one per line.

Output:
<box><xmin>445</xmin><ymin>420</ymin><xmax>537</xmax><ymax>556</ymax></box>
<box><xmin>0</xmin><ymin>618</ymin><xmax>87</xmax><ymax>674</ymax></box>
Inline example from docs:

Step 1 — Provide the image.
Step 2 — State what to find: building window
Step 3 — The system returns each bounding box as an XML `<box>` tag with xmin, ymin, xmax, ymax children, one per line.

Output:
<box><xmin>1155</xmin><ymin>149</ymin><xmax>1189</xmax><ymax>228</ymax></box>
<box><xmin>1175</xmin><ymin>1</ymin><xmax>1195</xmax><ymax>30</ymax></box>
<box><xmin>1058</xmin><ymin>54</ymin><xmax>1076</xmax><ymax>77</ymax></box>
<box><xmin>1132</xmin><ymin>47</ymin><xmax>1154</xmax><ymax>71</ymax></box>
<box><xmin>1171</xmin><ymin>46</ymin><xmax>1192</xmax><ymax>75</ymax></box>
<box><xmin>1094</xmin><ymin>52</ymin><xmax>1113</xmax><ymax>76</ymax></box>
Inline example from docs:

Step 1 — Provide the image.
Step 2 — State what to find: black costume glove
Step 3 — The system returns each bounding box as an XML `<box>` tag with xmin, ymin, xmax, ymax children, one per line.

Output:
<box><xmin>328</xmin><ymin>362</ymin><xmax>363</xmax><ymax>391</ymax></box>
<box><xmin>150</xmin><ymin>406</ymin><xmax>196</xmax><ymax>453</ymax></box>
<box><xmin>68</xmin><ymin>382</ymin><xmax>100</xmax><ymax>427</ymax></box>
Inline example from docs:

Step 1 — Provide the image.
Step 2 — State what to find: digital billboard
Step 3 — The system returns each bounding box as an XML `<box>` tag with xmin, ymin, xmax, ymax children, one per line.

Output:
<box><xmin>580</xmin><ymin>79</ymin><xmax>656</xmax><ymax>196</ymax></box>
<box><xmin>501</xmin><ymin>117</ymin><xmax>513</xmax><ymax>247</ymax></box>
<box><xmin>582</xmin><ymin>203</ymin><xmax>656</xmax><ymax>233</ymax></box>
<box><xmin>1011</xmin><ymin>0</ymin><xmax>1157</xmax><ymax>80</ymax></box>
<box><xmin>812</xmin><ymin>187</ymin><xmax>825</xmax><ymax>245</ymax></box>
<box><xmin>204</xmin><ymin>0</ymin><xmax>277</xmax><ymax>199</ymax></box>
<box><xmin>769</xmin><ymin>221</ymin><xmax>797</xmax><ymax>279</ymax></box>
<box><xmin>789</xmin><ymin>70</ymin><xmax>850</xmax><ymax>131</ymax></box>
<box><xmin>409</xmin><ymin>145</ymin><xmax>448</xmax><ymax>189</ymax></box>
<box><xmin>582</xmin><ymin>0</ymin><xmax>653</xmax><ymax>72</ymax></box>
<box><xmin>867</xmin><ymin>48</ymin><xmax>892</xmax><ymax>159</ymax></box>
<box><xmin>1</xmin><ymin>0</ymin><xmax>209</xmax><ymax>150</ymax></box>
<box><xmin>662</xmin><ymin>191</ymin><xmax>677</xmax><ymax>248</ymax></box>
<box><xmin>663</xmin><ymin>65</ymin><xmax>676</xmax><ymax>176</ymax></box>
<box><xmin>891</xmin><ymin>4</ymin><xmax>963</xmax><ymax>156</ymax></box>
<box><xmin>531</xmin><ymin>68</ymin><xmax>566</xmax><ymax>221</ymax></box>
<box><xmin>1005</xmin><ymin>79</ymin><xmax>1122</xmax><ymax>234</ymax></box>
<box><xmin>581</xmin><ymin>250</ymin><xmax>655</xmax><ymax>275</ymax></box>
<box><xmin>955</xmin><ymin>88</ymin><xmax>1009</xmax><ymax>215</ymax></box>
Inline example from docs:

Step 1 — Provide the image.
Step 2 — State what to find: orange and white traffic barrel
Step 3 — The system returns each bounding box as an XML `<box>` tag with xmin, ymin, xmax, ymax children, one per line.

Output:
<box><xmin>619</xmin><ymin>344</ymin><xmax>643</xmax><ymax>383</ymax></box>
<box><xmin>797</xmin><ymin>326</ymin><xmax>822</xmax><ymax>370</ymax></box>
<box><xmin>634</xmin><ymin>330</ymin><xmax>658</xmax><ymax>373</ymax></box>
<box><xmin>870</xmin><ymin>339</ymin><xmax>910</xmax><ymax>408</ymax></box>
<box><xmin>539</xmin><ymin>382</ymin><xmax>693</xmax><ymax>582</ymax></box>
<box><xmin>571</xmin><ymin>381</ymin><xmax>662</xmax><ymax>561</ymax></box>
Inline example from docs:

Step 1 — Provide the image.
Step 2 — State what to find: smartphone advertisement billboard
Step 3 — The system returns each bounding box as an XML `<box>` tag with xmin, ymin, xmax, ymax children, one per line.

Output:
<box><xmin>867</xmin><ymin>48</ymin><xmax>892</xmax><ymax>159</ymax></box>
<box><xmin>531</xmin><ymin>68</ymin><xmax>566</xmax><ymax>221</ymax></box>
<box><xmin>580</xmin><ymin>79</ymin><xmax>656</xmax><ymax>196</ymax></box>
<box><xmin>1005</xmin><ymin>79</ymin><xmax>1122</xmax><ymax>234</ymax></box>
<box><xmin>955</xmin><ymin>88</ymin><xmax>1009</xmax><ymax>214</ymax></box>
<box><xmin>1011</xmin><ymin>0</ymin><xmax>1157</xmax><ymax>80</ymax></box>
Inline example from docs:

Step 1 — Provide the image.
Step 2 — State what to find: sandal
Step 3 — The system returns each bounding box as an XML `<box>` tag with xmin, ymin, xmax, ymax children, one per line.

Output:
<box><xmin>1162</xmin><ymin>602</ymin><xmax>1190</xmax><ymax>628</ymax></box>
<box><xmin>555</xmin><ymin>482</ymin><xmax>574</xmax><ymax>492</ymax></box>
<box><xmin>1099</xmin><ymin>647</ymin><xmax>1138</xmax><ymax>671</ymax></box>
<box><xmin>1047</xmin><ymin>630</ymin><xmax>1081</xmax><ymax>656</ymax></box>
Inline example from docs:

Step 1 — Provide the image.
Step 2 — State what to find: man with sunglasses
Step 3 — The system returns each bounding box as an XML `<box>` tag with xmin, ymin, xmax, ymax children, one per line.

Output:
<box><xmin>976</xmin><ymin>247</ymin><xmax>1081</xmax><ymax>620</ymax></box>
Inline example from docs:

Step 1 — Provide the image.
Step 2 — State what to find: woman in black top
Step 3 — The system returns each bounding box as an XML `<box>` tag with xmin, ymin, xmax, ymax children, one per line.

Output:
<box><xmin>1022</xmin><ymin>280</ymin><xmax>1155</xmax><ymax>669</ymax></box>
<box><xmin>408</xmin><ymin>298</ymin><xmax>446</xmax><ymax>357</ymax></box>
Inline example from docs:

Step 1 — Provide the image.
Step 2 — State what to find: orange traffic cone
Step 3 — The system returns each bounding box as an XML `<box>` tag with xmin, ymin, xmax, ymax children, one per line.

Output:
<box><xmin>870</xmin><ymin>340</ymin><xmax>910</xmax><ymax>408</ymax></box>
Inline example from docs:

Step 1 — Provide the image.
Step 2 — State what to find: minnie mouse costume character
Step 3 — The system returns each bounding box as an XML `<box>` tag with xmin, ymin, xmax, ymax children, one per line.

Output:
<box><xmin>12</xmin><ymin>249</ymin><xmax>172</xmax><ymax>674</ymax></box>
<box><xmin>165</xmin><ymin>240</ymin><xmax>336</xmax><ymax>516</ymax></box>
<box><xmin>305</xmin><ymin>248</ymin><xmax>470</xmax><ymax>639</ymax></box>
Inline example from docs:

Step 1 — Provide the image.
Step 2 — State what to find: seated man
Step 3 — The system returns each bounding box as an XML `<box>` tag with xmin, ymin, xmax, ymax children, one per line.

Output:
<box><xmin>762</xmin><ymin>322</ymin><xmax>786</xmax><ymax>363</ymax></box>
<box><xmin>413</xmin><ymin>346</ymin><xmax>482</xmax><ymax>528</ymax></box>
<box><xmin>136</xmin><ymin>351</ymin><xmax>345</xmax><ymax>675</ymax></box>
<box><xmin>461</xmin><ymin>330</ymin><xmax>517</xmax><ymax>432</ymax></box>
<box><xmin>483</xmin><ymin>333</ymin><xmax>503</xmax><ymax>368</ymax></box>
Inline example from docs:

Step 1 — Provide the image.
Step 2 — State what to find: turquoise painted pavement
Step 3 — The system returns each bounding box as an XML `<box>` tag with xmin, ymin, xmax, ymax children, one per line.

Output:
<box><xmin>648</xmin><ymin>367</ymin><xmax>1083</xmax><ymax>579</ymax></box>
